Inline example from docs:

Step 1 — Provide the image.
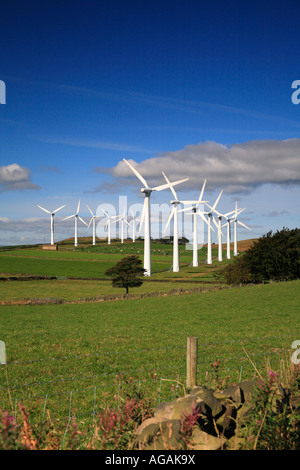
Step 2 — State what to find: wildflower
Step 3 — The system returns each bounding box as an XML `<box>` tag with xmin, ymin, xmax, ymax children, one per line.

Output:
<box><xmin>268</xmin><ymin>369</ymin><xmax>278</xmax><ymax>381</ymax></box>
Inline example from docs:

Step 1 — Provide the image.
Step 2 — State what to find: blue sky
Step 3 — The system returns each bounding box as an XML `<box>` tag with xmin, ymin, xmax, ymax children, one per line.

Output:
<box><xmin>0</xmin><ymin>0</ymin><xmax>300</xmax><ymax>245</ymax></box>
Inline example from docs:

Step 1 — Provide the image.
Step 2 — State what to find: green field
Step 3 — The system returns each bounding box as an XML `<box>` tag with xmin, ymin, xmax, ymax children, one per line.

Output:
<box><xmin>0</xmin><ymin>239</ymin><xmax>299</xmax><ymax>433</ymax></box>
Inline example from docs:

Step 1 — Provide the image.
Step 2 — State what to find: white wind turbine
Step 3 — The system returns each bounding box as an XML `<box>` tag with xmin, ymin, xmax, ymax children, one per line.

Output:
<box><xmin>123</xmin><ymin>158</ymin><xmax>188</xmax><ymax>276</ymax></box>
<box><xmin>232</xmin><ymin>201</ymin><xmax>251</xmax><ymax>256</ymax></box>
<box><xmin>203</xmin><ymin>190</ymin><xmax>223</xmax><ymax>264</ymax></box>
<box><xmin>87</xmin><ymin>205</ymin><xmax>102</xmax><ymax>246</ymax></box>
<box><xmin>37</xmin><ymin>203</ymin><xmax>66</xmax><ymax>245</ymax></box>
<box><xmin>114</xmin><ymin>208</ymin><xmax>129</xmax><ymax>244</ymax></box>
<box><xmin>63</xmin><ymin>200</ymin><xmax>88</xmax><ymax>247</ymax></box>
<box><xmin>128</xmin><ymin>209</ymin><xmax>140</xmax><ymax>243</ymax></box>
<box><xmin>101</xmin><ymin>209</ymin><xmax>119</xmax><ymax>245</ymax></box>
<box><xmin>161</xmin><ymin>171</ymin><xmax>190</xmax><ymax>272</ymax></box>
<box><xmin>177</xmin><ymin>180</ymin><xmax>210</xmax><ymax>268</ymax></box>
<box><xmin>222</xmin><ymin>204</ymin><xmax>247</xmax><ymax>259</ymax></box>
<box><xmin>204</xmin><ymin>204</ymin><xmax>235</xmax><ymax>262</ymax></box>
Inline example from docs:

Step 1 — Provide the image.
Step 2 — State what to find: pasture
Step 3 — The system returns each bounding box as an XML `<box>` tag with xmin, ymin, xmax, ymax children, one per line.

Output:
<box><xmin>0</xmin><ymin>238</ymin><xmax>299</xmax><ymax>441</ymax></box>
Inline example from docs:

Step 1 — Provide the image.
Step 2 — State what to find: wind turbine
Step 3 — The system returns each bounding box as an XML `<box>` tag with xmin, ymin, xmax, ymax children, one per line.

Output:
<box><xmin>37</xmin><ymin>204</ymin><xmax>66</xmax><ymax>245</ymax></box>
<box><xmin>232</xmin><ymin>201</ymin><xmax>251</xmax><ymax>256</ymax></box>
<box><xmin>204</xmin><ymin>203</ymin><xmax>235</xmax><ymax>262</ymax></box>
<box><xmin>87</xmin><ymin>205</ymin><xmax>102</xmax><ymax>246</ymax></box>
<box><xmin>177</xmin><ymin>180</ymin><xmax>210</xmax><ymax>268</ymax></box>
<box><xmin>222</xmin><ymin>205</ymin><xmax>247</xmax><ymax>259</ymax></box>
<box><xmin>101</xmin><ymin>209</ymin><xmax>119</xmax><ymax>245</ymax></box>
<box><xmin>161</xmin><ymin>171</ymin><xmax>190</xmax><ymax>272</ymax></box>
<box><xmin>128</xmin><ymin>209</ymin><xmax>140</xmax><ymax>242</ymax></box>
<box><xmin>63</xmin><ymin>200</ymin><xmax>88</xmax><ymax>247</ymax></box>
<box><xmin>123</xmin><ymin>158</ymin><xmax>188</xmax><ymax>276</ymax></box>
<box><xmin>114</xmin><ymin>208</ymin><xmax>129</xmax><ymax>244</ymax></box>
<box><xmin>203</xmin><ymin>190</ymin><xmax>223</xmax><ymax>264</ymax></box>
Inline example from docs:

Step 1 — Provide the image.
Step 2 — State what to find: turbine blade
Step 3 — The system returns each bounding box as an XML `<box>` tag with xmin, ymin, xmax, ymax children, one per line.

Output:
<box><xmin>197</xmin><ymin>179</ymin><xmax>207</xmax><ymax>205</ymax></box>
<box><xmin>197</xmin><ymin>211</ymin><xmax>209</xmax><ymax>226</ymax></box>
<box><xmin>153</xmin><ymin>177</ymin><xmax>189</xmax><ymax>192</ymax></box>
<box><xmin>63</xmin><ymin>214</ymin><xmax>75</xmax><ymax>220</ymax></box>
<box><xmin>123</xmin><ymin>158</ymin><xmax>148</xmax><ymax>187</ymax></box>
<box><xmin>224</xmin><ymin>209</ymin><xmax>236</xmax><ymax>217</ymax></box>
<box><xmin>213</xmin><ymin>217</ymin><xmax>219</xmax><ymax>230</ymax></box>
<box><xmin>178</xmin><ymin>206</ymin><xmax>193</xmax><ymax>213</ymax></box>
<box><xmin>180</xmin><ymin>200</ymin><xmax>199</xmax><ymax>205</ymax></box>
<box><xmin>79</xmin><ymin>216</ymin><xmax>88</xmax><ymax>226</ymax></box>
<box><xmin>76</xmin><ymin>200</ymin><xmax>81</xmax><ymax>214</ymax></box>
<box><xmin>87</xmin><ymin>217</ymin><xmax>93</xmax><ymax>229</ymax></box>
<box><xmin>236</xmin><ymin>207</ymin><xmax>246</xmax><ymax>217</ymax></box>
<box><xmin>37</xmin><ymin>205</ymin><xmax>51</xmax><ymax>214</ymax></box>
<box><xmin>86</xmin><ymin>204</ymin><xmax>94</xmax><ymax>216</ymax></box>
<box><xmin>162</xmin><ymin>171</ymin><xmax>178</xmax><ymax>200</ymax></box>
<box><xmin>238</xmin><ymin>220</ymin><xmax>251</xmax><ymax>230</ymax></box>
<box><xmin>163</xmin><ymin>207</ymin><xmax>175</xmax><ymax>234</ymax></box>
<box><xmin>205</xmin><ymin>203</ymin><xmax>222</xmax><ymax>216</ymax></box>
<box><xmin>53</xmin><ymin>204</ymin><xmax>66</xmax><ymax>213</ymax></box>
<box><xmin>101</xmin><ymin>209</ymin><xmax>109</xmax><ymax>217</ymax></box>
<box><xmin>212</xmin><ymin>189</ymin><xmax>223</xmax><ymax>210</ymax></box>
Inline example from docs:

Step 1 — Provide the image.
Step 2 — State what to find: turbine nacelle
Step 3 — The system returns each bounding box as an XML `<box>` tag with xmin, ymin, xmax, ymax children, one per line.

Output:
<box><xmin>141</xmin><ymin>188</ymin><xmax>152</xmax><ymax>195</ymax></box>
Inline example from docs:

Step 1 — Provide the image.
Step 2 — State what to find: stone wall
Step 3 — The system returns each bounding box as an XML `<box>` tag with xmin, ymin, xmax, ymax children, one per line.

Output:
<box><xmin>130</xmin><ymin>379</ymin><xmax>300</xmax><ymax>450</ymax></box>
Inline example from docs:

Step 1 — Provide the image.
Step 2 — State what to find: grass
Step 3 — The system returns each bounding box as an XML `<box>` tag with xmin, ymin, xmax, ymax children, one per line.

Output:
<box><xmin>0</xmin><ymin>279</ymin><xmax>299</xmax><ymax>428</ymax></box>
<box><xmin>0</xmin><ymin>279</ymin><xmax>217</xmax><ymax>302</ymax></box>
<box><xmin>0</xmin><ymin>237</ymin><xmax>298</xmax><ymax>448</ymax></box>
<box><xmin>0</xmin><ymin>240</ymin><xmax>224</xmax><ymax>298</ymax></box>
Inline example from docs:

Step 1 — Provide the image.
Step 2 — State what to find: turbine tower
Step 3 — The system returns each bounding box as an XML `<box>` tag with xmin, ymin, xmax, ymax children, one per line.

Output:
<box><xmin>101</xmin><ymin>209</ymin><xmax>119</xmax><ymax>245</ymax></box>
<box><xmin>161</xmin><ymin>171</ymin><xmax>190</xmax><ymax>272</ymax></box>
<box><xmin>63</xmin><ymin>200</ymin><xmax>88</xmax><ymax>247</ymax></box>
<box><xmin>232</xmin><ymin>201</ymin><xmax>251</xmax><ymax>256</ymax></box>
<box><xmin>204</xmin><ymin>205</ymin><xmax>235</xmax><ymax>262</ymax></box>
<box><xmin>123</xmin><ymin>158</ymin><xmax>188</xmax><ymax>276</ymax></box>
<box><xmin>114</xmin><ymin>208</ymin><xmax>129</xmax><ymax>243</ymax></box>
<box><xmin>87</xmin><ymin>205</ymin><xmax>102</xmax><ymax>246</ymax></box>
<box><xmin>203</xmin><ymin>190</ymin><xmax>223</xmax><ymax>264</ymax></box>
<box><xmin>178</xmin><ymin>180</ymin><xmax>209</xmax><ymax>267</ymax></box>
<box><xmin>128</xmin><ymin>210</ymin><xmax>140</xmax><ymax>242</ymax></box>
<box><xmin>222</xmin><ymin>205</ymin><xmax>246</xmax><ymax>259</ymax></box>
<box><xmin>37</xmin><ymin>204</ymin><xmax>66</xmax><ymax>245</ymax></box>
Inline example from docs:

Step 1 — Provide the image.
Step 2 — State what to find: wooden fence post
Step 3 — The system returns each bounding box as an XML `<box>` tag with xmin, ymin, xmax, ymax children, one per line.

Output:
<box><xmin>0</xmin><ymin>341</ymin><xmax>6</xmax><ymax>365</ymax></box>
<box><xmin>186</xmin><ymin>337</ymin><xmax>198</xmax><ymax>390</ymax></box>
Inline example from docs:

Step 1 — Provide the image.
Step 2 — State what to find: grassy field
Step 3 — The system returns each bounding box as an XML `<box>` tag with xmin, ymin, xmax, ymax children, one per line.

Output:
<box><xmin>0</xmin><ymin>278</ymin><xmax>299</xmax><ymax>426</ymax></box>
<box><xmin>0</xmin><ymin>237</ymin><xmax>298</xmax><ymax>436</ymax></box>
<box><xmin>0</xmin><ymin>240</ymin><xmax>225</xmax><ymax>296</ymax></box>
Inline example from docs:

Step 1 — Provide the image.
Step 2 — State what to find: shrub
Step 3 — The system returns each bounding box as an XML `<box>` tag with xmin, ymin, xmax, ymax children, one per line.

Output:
<box><xmin>223</xmin><ymin>227</ymin><xmax>300</xmax><ymax>285</ymax></box>
<box><xmin>240</xmin><ymin>365</ymin><xmax>300</xmax><ymax>450</ymax></box>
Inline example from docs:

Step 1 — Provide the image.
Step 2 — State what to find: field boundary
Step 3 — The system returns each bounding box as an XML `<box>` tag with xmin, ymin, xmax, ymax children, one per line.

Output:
<box><xmin>0</xmin><ymin>284</ymin><xmax>230</xmax><ymax>306</ymax></box>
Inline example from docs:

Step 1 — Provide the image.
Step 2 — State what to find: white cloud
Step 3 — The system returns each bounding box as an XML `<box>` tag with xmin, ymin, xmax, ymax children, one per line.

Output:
<box><xmin>109</xmin><ymin>138</ymin><xmax>300</xmax><ymax>193</ymax></box>
<box><xmin>0</xmin><ymin>163</ymin><xmax>40</xmax><ymax>192</ymax></box>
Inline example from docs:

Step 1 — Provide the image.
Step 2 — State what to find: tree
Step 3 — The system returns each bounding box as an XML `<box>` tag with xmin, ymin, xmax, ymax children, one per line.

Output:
<box><xmin>222</xmin><ymin>255</ymin><xmax>252</xmax><ymax>285</ymax></box>
<box><xmin>105</xmin><ymin>255</ymin><xmax>146</xmax><ymax>294</ymax></box>
<box><xmin>222</xmin><ymin>227</ymin><xmax>300</xmax><ymax>285</ymax></box>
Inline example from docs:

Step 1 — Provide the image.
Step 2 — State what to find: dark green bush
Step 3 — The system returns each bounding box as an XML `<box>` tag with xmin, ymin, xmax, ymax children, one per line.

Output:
<box><xmin>223</xmin><ymin>227</ymin><xmax>300</xmax><ymax>285</ymax></box>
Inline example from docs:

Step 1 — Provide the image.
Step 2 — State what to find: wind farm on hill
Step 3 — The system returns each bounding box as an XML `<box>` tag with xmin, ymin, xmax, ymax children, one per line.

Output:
<box><xmin>34</xmin><ymin>158</ymin><xmax>251</xmax><ymax>280</ymax></box>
